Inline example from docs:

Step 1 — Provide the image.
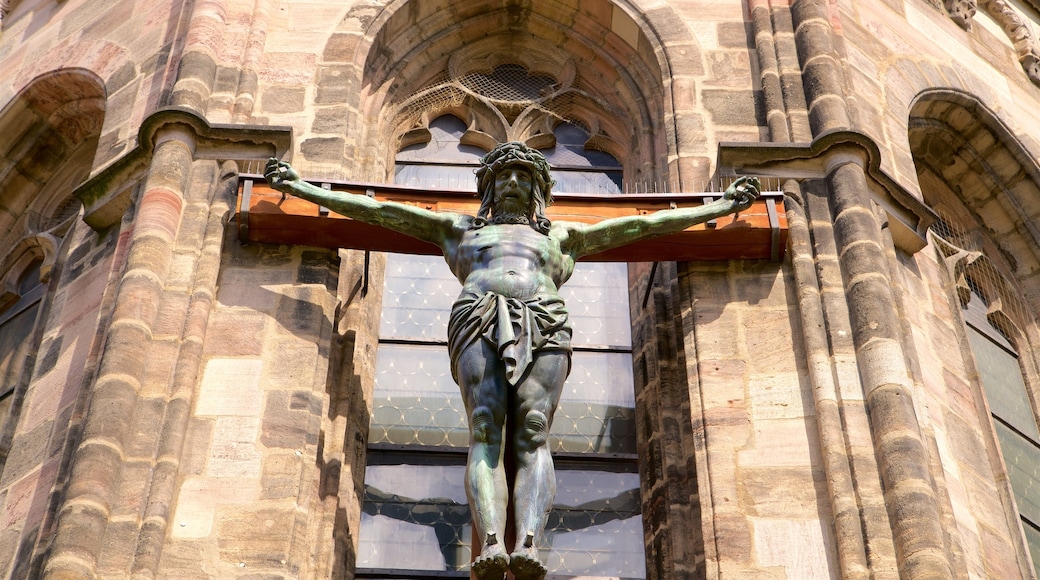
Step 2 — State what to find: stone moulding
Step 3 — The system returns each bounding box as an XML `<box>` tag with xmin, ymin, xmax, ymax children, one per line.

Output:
<box><xmin>73</xmin><ymin>107</ymin><xmax>292</xmax><ymax>231</ymax></box>
<box><xmin>717</xmin><ymin>129</ymin><xmax>939</xmax><ymax>253</ymax></box>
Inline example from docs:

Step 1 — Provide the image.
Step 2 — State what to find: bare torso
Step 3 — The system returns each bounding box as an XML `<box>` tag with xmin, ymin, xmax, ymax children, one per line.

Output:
<box><xmin>444</xmin><ymin>222</ymin><xmax>576</xmax><ymax>301</ymax></box>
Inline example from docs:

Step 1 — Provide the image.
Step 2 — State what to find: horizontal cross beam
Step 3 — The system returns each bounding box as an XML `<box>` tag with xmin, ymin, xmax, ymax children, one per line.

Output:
<box><xmin>236</xmin><ymin>177</ymin><xmax>787</xmax><ymax>262</ymax></box>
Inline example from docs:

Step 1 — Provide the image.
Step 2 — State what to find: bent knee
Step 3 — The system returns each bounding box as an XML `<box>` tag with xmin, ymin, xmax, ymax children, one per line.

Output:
<box><xmin>470</xmin><ymin>406</ymin><xmax>501</xmax><ymax>444</ymax></box>
<box><xmin>517</xmin><ymin>410</ymin><xmax>550</xmax><ymax>449</ymax></box>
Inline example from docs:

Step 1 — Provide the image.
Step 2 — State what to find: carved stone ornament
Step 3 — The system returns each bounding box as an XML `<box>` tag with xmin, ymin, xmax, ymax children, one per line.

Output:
<box><xmin>943</xmin><ymin>0</ymin><xmax>1040</xmax><ymax>87</ymax></box>
<box><xmin>945</xmin><ymin>0</ymin><xmax>978</xmax><ymax>28</ymax></box>
<box><xmin>981</xmin><ymin>0</ymin><xmax>1040</xmax><ymax>86</ymax></box>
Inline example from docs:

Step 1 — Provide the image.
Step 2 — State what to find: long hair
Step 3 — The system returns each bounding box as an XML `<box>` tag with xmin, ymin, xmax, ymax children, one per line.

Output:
<box><xmin>473</xmin><ymin>142</ymin><xmax>555</xmax><ymax>234</ymax></box>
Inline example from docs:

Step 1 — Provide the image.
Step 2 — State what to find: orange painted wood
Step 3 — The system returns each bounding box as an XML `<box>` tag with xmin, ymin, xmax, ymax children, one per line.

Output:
<box><xmin>237</xmin><ymin>179</ymin><xmax>787</xmax><ymax>262</ymax></box>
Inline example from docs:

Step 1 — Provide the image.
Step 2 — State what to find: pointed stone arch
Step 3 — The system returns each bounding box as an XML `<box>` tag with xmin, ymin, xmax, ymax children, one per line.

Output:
<box><xmin>318</xmin><ymin>0</ymin><xmax>707</xmax><ymax>188</ymax></box>
<box><xmin>909</xmin><ymin>89</ymin><xmax>1040</xmax><ymax>301</ymax></box>
<box><xmin>0</xmin><ymin>68</ymin><xmax>106</xmax><ymax>250</ymax></box>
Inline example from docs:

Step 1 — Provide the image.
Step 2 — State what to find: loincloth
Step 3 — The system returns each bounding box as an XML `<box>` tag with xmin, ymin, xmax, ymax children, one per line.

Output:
<box><xmin>447</xmin><ymin>291</ymin><xmax>572</xmax><ymax>386</ymax></box>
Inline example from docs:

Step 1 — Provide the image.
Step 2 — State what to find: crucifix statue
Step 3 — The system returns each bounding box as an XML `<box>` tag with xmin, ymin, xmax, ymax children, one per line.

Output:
<box><xmin>265</xmin><ymin>142</ymin><xmax>759</xmax><ymax>580</ymax></box>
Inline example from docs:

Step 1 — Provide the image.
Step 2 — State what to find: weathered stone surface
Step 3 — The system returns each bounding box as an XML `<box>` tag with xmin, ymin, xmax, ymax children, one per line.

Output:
<box><xmin>260</xmin><ymin>391</ymin><xmax>321</xmax><ymax>449</ymax></box>
<box><xmin>260</xmin><ymin>86</ymin><xmax>306</xmax><ymax>114</ymax></box>
<box><xmin>196</xmin><ymin>359</ymin><xmax>264</xmax><ymax>417</ymax></box>
<box><xmin>4</xmin><ymin>1</ymin><xmax>1040</xmax><ymax>579</ymax></box>
<box><xmin>216</xmin><ymin>507</ymin><xmax>294</xmax><ymax>568</ymax></box>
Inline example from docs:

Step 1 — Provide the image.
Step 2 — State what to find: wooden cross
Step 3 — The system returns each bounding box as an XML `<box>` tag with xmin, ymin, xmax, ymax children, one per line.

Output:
<box><xmin>236</xmin><ymin>177</ymin><xmax>787</xmax><ymax>262</ymax></box>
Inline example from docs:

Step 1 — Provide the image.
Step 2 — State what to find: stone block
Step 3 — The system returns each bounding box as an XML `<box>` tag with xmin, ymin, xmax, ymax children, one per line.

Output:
<box><xmin>196</xmin><ymin>358</ymin><xmax>264</xmax><ymax>417</ymax></box>
<box><xmin>312</xmin><ymin>106</ymin><xmax>351</xmax><ymax>135</ymax></box>
<box><xmin>738</xmin><ymin>417</ymin><xmax>820</xmax><ymax>468</ymax></box>
<box><xmin>260</xmin><ymin>337</ymin><xmax>319</xmax><ymax>390</ymax></box>
<box><xmin>273</xmin><ymin>284</ymin><xmax>332</xmax><ymax>340</ymax></box>
<box><xmin>207</xmin><ymin>417</ymin><xmax>262</xmax><ymax>478</ymax></box>
<box><xmin>59</xmin><ymin>0</ymin><xmax>121</xmax><ymax>36</ymax></box>
<box><xmin>0</xmin><ymin>421</ymin><xmax>50</xmax><ymax>488</ymax></box>
<box><xmin>752</xmin><ymin>518</ymin><xmax>836</xmax><ymax>578</ymax></box>
<box><xmin>315</xmin><ymin>65</ymin><xmax>356</xmax><ymax>104</ymax></box>
<box><xmin>97</xmin><ymin>518</ymin><xmax>137</xmax><ymax>574</ymax></box>
<box><xmin>322</xmin><ymin>33</ymin><xmax>362</xmax><ymax>63</ymax></box>
<box><xmin>698</xmin><ymin>358</ymin><xmax>748</xmax><ymax>408</ymax></box>
<box><xmin>706</xmin><ymin>50</ymin><xmax>752</xmax><ymax>88</ymax></box>
<box><xmin>692</xmin><ymin>306</ymin><xmax>744</xmax><ymax>360</ymax></box>
<box><xmin>291</xmin><ymin>3</ymin><xmax>351</xmax><ymax>31</ymax></box>
<box><xmin>0</xmin><ymin>526</ymin><xmax>18</xmax><ymax>580</ymax></box>
<box><xmin>744</xmin><ymin>309</ymin><xmax>800</xmax><ymax>374</ymax></box>
<box><xmin>748</xmin><ymin>372</ymin><xmax>812</xmax><ymax>420</ymax></box>
<box><xmin>717</xmin><ymin>21</ymin><xmax>752</xmax><ymax>49</ymax></box>
<box><xmin>216</xmin><ymin>507</ymin><xmax>294</xmax><ymax>568</ymax></box>
<box><xmin>260</xmin><ymin>453</ymin><xmax>302</xmax><ymax>500</ymax></box>
<box><xmin>297</xmin><ymin>249</ymin><xmax>335</xmax><ymax>285</ymax></box>
<box><xmin>260</xmin><ymin>390</ymin><xmax>321</xmax><ymax>449</ymax></box>
<box><xmin>299</xmin><ymin>136</ymin><xmax>346</xmax><ymax>165</ymax></box>
<box><xmin>702</xmin><ymin>88</ymin><xmax>759</xmax><ymax>127</ymax></box>
<box><xmin>741</xmin><ymin>466</ymin><xmax>827</xmax><ymax>518</ymax></box>
<box><xmin>216</xmin><ymin>267</ymin><xmax>294</xmax><ymax>312</ymax></box>
<box><xmin>139</xmin><ymin>338</ymin><xmax>179</xmax><ymax>397</ymax></box>
<box><xmin>201</xmin><ymin>311</ymin><xmax>266</xmax><ymax>357</ymax></box>
<box><xmin>125</xmin><ymin>397</ymin><xmax>165</xmax><ymax>458</ymax></box>
<box><xmin>672</xmin><ymin>112</ymin><xmax>708</xmax><ymax>149</ymax></box>
<box><xmin>734</xmin><ymin>261</ymin><xmax>795</xmax><ymax>308</ymax></box>
<box><xmin>976</xmin><ymin>520</ymin><xmax>1023</xmax><ymax>579</ymax></box>
<box><xmin>1</xmin><ymin>458</ymin><xmax>55</xmax><ymax>532</ymax></box>
<box><xmin>259</xmin><ymin>53</ymin><xmax>317</xmax><ymax>85</ymax></box>
<box><xmin>260</xmin><ymin>86</ymin><xmax>305</xmax><ymax>115</ymax></box>
<box><xmin>711</xmin><ymin>512</ymin><xmax>753</xmax><ymax>565</ymax></box>
<box><xmin>172</xmin><ymin>477</ymin><xmax>259</xmax><ymax>539</ymax></box>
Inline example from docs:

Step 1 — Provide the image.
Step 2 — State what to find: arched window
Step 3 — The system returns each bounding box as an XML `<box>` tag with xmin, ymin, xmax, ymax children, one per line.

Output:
<box><xmin>0</xmin><ymin>259</ymin><xmax>46</xmax><ymax>463</ymax></box>
<box><xmin>931</xmin><ymin>219</ymin><xmax>1040</xmax><ymax>577</ymax></box>
<box><xmin>962</xmin><ymin>283</ymin><xmax>1040</xmax><ymax>576</ymax></box>
<box><xmin>356</xmin><ymin>113</ymin><xmax>645</xmax><ymax>578</ymax></box>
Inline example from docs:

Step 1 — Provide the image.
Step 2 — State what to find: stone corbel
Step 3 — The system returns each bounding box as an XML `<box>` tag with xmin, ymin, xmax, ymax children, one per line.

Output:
<box><xmin>945</xmin><ymin>0</ymin><xmax>978</xmax><ymax>29</ymax></box>
<box><xmin>717</xmin><ymin>130</ymin><xmax>938</xmax><ymax>253</ymax></box>
<box><xmin>74</xmin><ymin>107</ymin><xmax>292</xmax><ymax>231</ymax></box>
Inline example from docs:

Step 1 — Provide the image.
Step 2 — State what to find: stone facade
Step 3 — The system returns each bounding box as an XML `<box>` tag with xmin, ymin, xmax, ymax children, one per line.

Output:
<box><xmin>1</xmin><ymin>0</ymin><xmax>1040</xmax><ymax>578</ymax></box>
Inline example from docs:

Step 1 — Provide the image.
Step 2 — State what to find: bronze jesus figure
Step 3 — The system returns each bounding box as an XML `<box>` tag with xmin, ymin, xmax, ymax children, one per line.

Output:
<box><xmin>265</xmin><ymin>142</ymin><xmax>759</xmax><ymax>580</ymax></box>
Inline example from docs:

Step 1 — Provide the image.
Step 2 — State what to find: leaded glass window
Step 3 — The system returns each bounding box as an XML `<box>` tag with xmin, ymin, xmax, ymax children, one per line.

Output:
<box><xmin>963</xmin><ymin>288</ymin><xmax>1040</xmax><ymax>577</ymax></box>
<box><xmin>0</xmin><ymin>260</ymin><xmax>45</xmax><ymax>465</ymax></box>
<box><xmin>357</xmin><ymin>114</ymin><xmax>645</xmax><ymax>578</ymax></box>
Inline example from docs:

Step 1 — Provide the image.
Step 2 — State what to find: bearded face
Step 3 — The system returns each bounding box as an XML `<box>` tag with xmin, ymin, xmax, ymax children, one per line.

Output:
<box><xmin>490</xmin><ymin>166</ymin><xmax>534</xmax><ymax>224</ymax></box>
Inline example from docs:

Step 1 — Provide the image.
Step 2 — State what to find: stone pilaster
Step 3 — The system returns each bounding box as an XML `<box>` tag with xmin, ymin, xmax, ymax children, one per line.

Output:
<box><xmin>42</xmin><ymin>127</ymin><xmax>197</xmax><ymax>580</ymax></box>
<box><xmin>39</xmin><ymin>109</ymin><xmax>289</xmax><ymax>578</ymax></box>
<box><xmin>790</xmin><ymin>0</ymin><xmax>852</xmax><ymax>134</ymax></box>
<box><xmin>783</xmin><ymin>179</ymin><xmax>871</xmax><ymax>579</ymax></box>
<box><xmin>826</xmin><ymin>159</ymin><xmax>952</xmax><ymax>578</ymax></box>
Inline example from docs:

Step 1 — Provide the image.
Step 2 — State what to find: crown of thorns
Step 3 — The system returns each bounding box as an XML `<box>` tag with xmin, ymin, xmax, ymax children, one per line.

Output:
<box><xmin>475</xmin><ymin>142</ymin><xmax>555</xmax><ymax>205</ymax></box>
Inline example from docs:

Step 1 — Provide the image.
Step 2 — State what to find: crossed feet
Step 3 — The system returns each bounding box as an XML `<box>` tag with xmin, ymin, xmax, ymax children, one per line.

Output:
<box><xmin>471</xmin><ymin>533</ymin><xmax>547</xmax><ymax>580</ymax></box>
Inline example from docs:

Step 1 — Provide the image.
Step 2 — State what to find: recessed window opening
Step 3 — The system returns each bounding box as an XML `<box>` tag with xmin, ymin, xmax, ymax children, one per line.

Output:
<box><xmin>357</xmin><ymin>114</ymin><xmax>644</xmax><ymax>579</ymax></box>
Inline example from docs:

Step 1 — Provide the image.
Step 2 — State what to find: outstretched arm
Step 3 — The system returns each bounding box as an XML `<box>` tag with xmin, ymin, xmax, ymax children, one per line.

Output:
<box><xmin>562</xmin><ymin>176</ymin><xmax>760</xmax><ymax>259</ymax></box>
<box><xmin>264</xmin><ymin>158</ymin><xmax>462</xmax><ymax>248</ymax></box>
